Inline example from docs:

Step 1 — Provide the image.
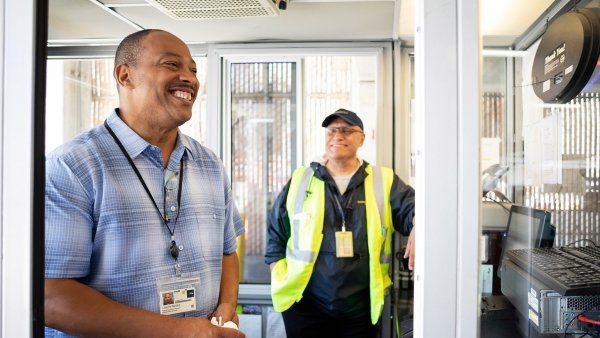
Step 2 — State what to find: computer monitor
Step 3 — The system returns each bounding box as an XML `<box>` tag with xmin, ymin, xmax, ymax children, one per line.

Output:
<box><xmin>498</xmin><ymin>205</ymin><xmax>555</xmax><ymax>277</ymax></box>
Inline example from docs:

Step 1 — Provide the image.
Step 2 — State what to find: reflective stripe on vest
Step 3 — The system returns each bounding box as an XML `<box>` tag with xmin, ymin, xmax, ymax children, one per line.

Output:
<box><xmin>288</xmin><ymin>167</ymin><xmax>316</xmax><ymax>263</ymax></box>
<box><xmin>372</xmin><ymin>166</ymin><xmax>391</xmax><ymax>265</ymax></box>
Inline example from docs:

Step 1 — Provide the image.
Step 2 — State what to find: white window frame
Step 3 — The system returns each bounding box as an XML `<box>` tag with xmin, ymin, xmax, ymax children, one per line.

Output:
<box><xmin>220</xmin><ymin>54</ymin><xmax>304</xmax><ymax>173</ymax></box>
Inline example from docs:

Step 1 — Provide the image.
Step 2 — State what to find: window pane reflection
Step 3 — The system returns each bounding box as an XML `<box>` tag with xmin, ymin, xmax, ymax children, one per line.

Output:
<box><xmin>231</xmin><ymin>62</ymin><xmax>297</xmax><ymax>284</ymax></box>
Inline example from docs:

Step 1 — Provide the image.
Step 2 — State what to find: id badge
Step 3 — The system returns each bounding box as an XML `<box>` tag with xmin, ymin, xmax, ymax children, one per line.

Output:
<box><xmin>335</xmin><ymin>230</ymin><xmax>354</xmax><ymax>258</ymax></box>
<box><xmin>157</xmin><ymin>275</ymin><xmax>200</xmax><ymax>315</ymax></box>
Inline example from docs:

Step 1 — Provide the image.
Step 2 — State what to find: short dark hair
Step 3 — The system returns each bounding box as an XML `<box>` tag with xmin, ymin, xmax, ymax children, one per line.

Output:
<box><xmin>114</xmin><ymin>29</ymin><xmax>163</xmax><ymax>69</ymax></box>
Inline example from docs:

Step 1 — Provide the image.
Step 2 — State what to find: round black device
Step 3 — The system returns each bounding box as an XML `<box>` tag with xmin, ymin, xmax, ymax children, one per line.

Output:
<box><xmin>532</xmin><ymin>8</ymin><xmax>600</xmax><ymax>103</ymax></box>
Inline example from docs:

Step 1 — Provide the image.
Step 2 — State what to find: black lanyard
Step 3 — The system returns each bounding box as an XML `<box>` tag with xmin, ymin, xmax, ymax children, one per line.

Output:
<box><xmin>104</xmin><ymin>121</ymin><xmax>184</xmax><ymax>261</ymax></box>
<box><xmin>332</xmin><ymin>193</ymin><xmax>347</xmax><ymax>231</ymax></box>
<box><xmin>331</xmin><ymin>177</ymin><xmax>359</xmax><ymax>232</ymax></box>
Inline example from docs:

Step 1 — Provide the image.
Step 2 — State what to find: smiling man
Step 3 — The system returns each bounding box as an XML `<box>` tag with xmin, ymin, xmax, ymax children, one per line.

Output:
<box><xmin>266</xmin><ymin>109</ymin><xmax>415</xmax><ymax>338</ymax></box>
<box><xmin>44</xmin><ymin>30</ymin><xmax>244</xmax><ymax>338</ymax></box>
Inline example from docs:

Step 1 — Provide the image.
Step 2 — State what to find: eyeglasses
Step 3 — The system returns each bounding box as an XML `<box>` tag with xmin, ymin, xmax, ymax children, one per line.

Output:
<box><xmin>325</xmin><ymin>127</ymin><xmax>364</xmax><ymax>136</ymax></box>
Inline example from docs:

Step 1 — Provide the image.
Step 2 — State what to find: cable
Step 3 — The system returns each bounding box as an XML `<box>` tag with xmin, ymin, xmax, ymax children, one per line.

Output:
<box><xmin>583</xmin><ymin>328</ymin><xmax>600</xmax><ymax>338</ymax></box>
<box><xmin>564</xmin><ymin>303</ymin><xmax>600</xmax><ymax>338</ymax></box>
<box><xmin>579</xmin><ymin>313</ymin><xmax>600</xmax><ymax>326</ymax></box>
<box><xmin>565</xmin><ymin>239</ymin><xmax>598</xmax><ymax>247</ymax></box>
<box><xmin>582</xmin><ymin>327</ymin><xmax>600</xmax><ymax>338</ymax></box>
<box><xmin>513</xmin><ymin>79</ymin><xmax>552</xmax><ymax>88</ymax></box>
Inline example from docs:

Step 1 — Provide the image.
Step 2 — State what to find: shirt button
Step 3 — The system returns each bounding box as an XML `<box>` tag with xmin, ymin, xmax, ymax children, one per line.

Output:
<box><xmin>170</xmin><ymin>206</ymin><xmax>177</xmax><ymax>211</ymax></box>
<box><xmin>213</xmin><ymin>213</ymin><xmax>217</xmax><ymax>219</ymax></box>
<box><xmin>178</xmin><ymin>245</ymin><xmax>184</xmax><ymax>251</ymax></box>
<box><xmin>166</xmin><ymin>196</ymin><xmax>171</xmax><ymax>201</ymax></box>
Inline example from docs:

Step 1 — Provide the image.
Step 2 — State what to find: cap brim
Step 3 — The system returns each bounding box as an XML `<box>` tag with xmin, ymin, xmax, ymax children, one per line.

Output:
<box><xmin>321</xmin><ymin>113</ymin><xmax>361</xmax><ymax>128</ymax></box>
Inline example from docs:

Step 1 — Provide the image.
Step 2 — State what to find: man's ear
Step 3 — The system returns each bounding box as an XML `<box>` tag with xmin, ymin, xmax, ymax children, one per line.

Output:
<box><xmin>114</xmin><ymin>64</ymin><xmax>133</xmax><ymax>89</ymax></box>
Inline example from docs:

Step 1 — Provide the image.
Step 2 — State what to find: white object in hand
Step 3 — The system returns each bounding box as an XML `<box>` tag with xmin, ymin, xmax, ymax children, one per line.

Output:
<box><xmin>222</xmin><ymin>321</ymin><xmax>238</xmax><ymax>330</ymax></box>
<box><xmin>210</xmin><ymin>317</ymin><xmax>238</xmax><ymax>330</ymax></box>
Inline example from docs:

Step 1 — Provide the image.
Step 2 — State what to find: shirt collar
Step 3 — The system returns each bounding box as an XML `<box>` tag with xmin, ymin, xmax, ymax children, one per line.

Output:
<box><xmin>177</xmin><ymin>132</ymin><xmax>195</xmax><ymax>160</ymax></box>
<box><xmin>310</xmin><ymin>160</ymin><xmax>369</xmax><ymax>182</ymax></box>
<box><xmin>106</xmin><ymin>110</ymin><xmax>150</xmax><ymax>159</ymax></box>
<box><xmin>166</xmin><ymin>133</ymin><xmax>194</xmax><ymax>170</ymax></box>
<box><xmin>106</xmin><ymin>109</ymin><xmax>194</xmax><ymax>161</ymax></box>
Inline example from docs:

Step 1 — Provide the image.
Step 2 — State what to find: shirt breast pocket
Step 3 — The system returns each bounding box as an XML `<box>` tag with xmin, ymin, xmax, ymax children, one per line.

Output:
<box><xmin>195</xmin><ymin>210</ymin><xmax>225</xmax><ymax>260</ymax></box>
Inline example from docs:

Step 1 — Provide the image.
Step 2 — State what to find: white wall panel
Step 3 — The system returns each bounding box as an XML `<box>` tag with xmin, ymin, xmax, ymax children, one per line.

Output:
<box><xmin>413</xmin><ymin>0</ymin><xmax>480</xmax><ymax>337</ymax></box>
<box><xmin>2</xmin><ymin>0</ymin><xmax>36</xmax><ymax>336</ymax></box>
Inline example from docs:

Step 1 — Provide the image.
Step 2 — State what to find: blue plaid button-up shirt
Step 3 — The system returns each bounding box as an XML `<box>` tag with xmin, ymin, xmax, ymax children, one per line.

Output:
<box><xmin>45</xmin><ymin>110</ymin><xmax>244</xmax><ymax>337</ymax></box>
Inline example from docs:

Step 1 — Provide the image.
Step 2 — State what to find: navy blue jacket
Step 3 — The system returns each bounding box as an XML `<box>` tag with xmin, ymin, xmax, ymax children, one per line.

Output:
<box><xmin>265</xmin><ymin>161</ymin><xmax>415</xmax><ymax>317</ymax></box>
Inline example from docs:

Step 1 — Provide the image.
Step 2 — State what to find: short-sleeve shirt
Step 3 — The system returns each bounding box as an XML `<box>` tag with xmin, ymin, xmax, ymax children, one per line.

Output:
<box><xmin>45</xmin><ymin>110</ymin><xmax>244</xmax><ymax>337</ymax></box>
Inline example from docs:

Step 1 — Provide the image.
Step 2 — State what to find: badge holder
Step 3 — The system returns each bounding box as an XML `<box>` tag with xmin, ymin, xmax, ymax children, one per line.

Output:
<box><xmin>333</xmin><ymin>193</ymin><xmax>354</xmax><ymax>258</ymax></box>
<box><xmin>335</xmin><ymin>225</ymin><xmax>354</xmax><ymax>258</ymax></box>
<box><xmin>157</xmin><ymin>274</ymin><xmax>200</xmax><ymax>315</ymax></box>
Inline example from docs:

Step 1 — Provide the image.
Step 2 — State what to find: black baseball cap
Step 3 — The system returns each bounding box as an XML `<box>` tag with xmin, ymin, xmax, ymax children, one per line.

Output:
<box><xmin>321</xmin><ymin>108</ymin><xmax>364</xmax><ymax>130</ymax></box>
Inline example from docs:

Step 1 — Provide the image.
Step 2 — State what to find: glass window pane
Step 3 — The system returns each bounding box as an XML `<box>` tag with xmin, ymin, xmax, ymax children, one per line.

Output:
<box><xmin>518</xmin><ymin>55</ymin><xmax>600</xmax><ymax>247</ymax></box>
<box><xmin>180</xmin><ymin>57</ymin><xmax>209</xmax><ymax>143</ymax></box>
<box><xmin>304</xmin><ymin>55</ymin><xmax>378</xmax><ymax>164</ymax></box>
<box><xmin>480</xmin><ymin>4</ymin><xmax>600</xmax><ymax>336</ymax></box>
<box><xmin>482</xmin><ymin>57</ymin><xmax>509</xmax><ymax>200</ymax></box>
<box><xmin>230</xmin><ymin>62</ymin><xmax>297</xmax><ymax>284</ymax></box>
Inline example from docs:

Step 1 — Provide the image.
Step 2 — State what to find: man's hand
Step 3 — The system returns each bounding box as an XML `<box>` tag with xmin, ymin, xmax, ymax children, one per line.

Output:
<box><xmin>178</xmin><ymin>317</ymin><xmax>245</xmax><ymax>338</ymax></box>
<box><xmin>403</xmin><ymin>227</ymin><xmax>415</xmax><ymax>270</ymax></box>
<box><xmin>213</xmin><ymin>326</ymin><xmax>245</xmax><ymax>338</ymax></box>
<box><xmin>211</xmin><ymin>303</ymin><xmax>239</xmax><ymax>325</ymax></box>
<box><xmin>269</xmin><ymin>261</ymin><xmax>278</xmax><ymax>272</ymax></box>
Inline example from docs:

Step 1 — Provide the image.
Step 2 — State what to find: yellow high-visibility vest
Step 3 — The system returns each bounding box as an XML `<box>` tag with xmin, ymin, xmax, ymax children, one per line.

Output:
<box><xmin>270</xmin><ymin>164</ymin><xmax>395</xmax><ymax>324</ymax></box>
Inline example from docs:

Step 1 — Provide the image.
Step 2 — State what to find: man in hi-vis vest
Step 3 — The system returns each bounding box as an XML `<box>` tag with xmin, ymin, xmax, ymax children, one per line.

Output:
<box><xmin>265</xmin><ymin>109</ymin><xmax>415</xmax><ymax>338</ymax></box>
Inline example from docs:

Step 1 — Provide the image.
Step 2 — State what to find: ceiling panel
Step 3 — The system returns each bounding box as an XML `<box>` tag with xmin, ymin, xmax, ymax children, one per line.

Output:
<box><xmin>49</xmin><ymin>0</ymin><xmax>138</xmax><ymax>40</ymax></box>
<box><xmin>49</xmin><ymin>0</ymin><xmax>394</xmax><ymax>42</ymax></box>
<box><xmin>50</xmin><ymin>0</ymin><xmax>559</xmax><ymax>46</ymax></box>
<box><xmin>114</xmin><ymin>2</ymin><xmax>394</xmax><ymax>42</ymax></box>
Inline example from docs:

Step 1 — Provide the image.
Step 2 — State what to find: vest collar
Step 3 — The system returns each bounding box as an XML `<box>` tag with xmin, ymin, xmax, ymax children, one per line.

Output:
<box><xmin>310</xmin><ymin>160</ymin><xmax>370</xmax><ymax>193</ymax></box>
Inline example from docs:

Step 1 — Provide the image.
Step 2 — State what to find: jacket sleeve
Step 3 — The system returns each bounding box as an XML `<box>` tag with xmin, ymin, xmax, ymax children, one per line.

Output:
<box><xmin>390</xmin><ymin>175</ymin><xmax>415</xmax><ymax>236</ymax></box>
<box><xmin>265</xmin><ymin>180</ymin><xmax>292</xmax><ymax>265</ymax></box>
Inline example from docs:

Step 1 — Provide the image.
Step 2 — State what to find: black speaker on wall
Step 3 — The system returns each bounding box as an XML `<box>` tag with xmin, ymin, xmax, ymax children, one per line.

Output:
<box><xmin>532</xmin><ymin>8</ymin><xmax>600</xmax><ymax>103</ymax></box>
